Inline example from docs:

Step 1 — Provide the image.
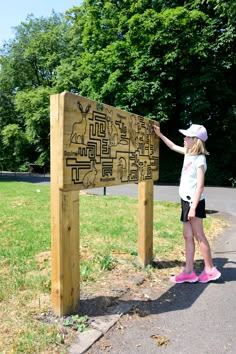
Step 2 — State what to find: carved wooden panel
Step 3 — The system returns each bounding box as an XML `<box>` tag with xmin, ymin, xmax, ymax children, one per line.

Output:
<box><xmin>51</xmin><ymin>92</ymin><xmax>159</xmax><ymax>191</ymax></box>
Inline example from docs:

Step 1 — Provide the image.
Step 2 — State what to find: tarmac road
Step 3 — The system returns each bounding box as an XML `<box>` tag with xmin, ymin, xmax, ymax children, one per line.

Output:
<box><xmin>83</xmin><ymin>183</ymin><xmax>236</xmax><ymax>217</ymax></box>
<box><xmin>1</xmin><ymin>174</ymin><xmax>236</xmax><ymax>353</ymax></box>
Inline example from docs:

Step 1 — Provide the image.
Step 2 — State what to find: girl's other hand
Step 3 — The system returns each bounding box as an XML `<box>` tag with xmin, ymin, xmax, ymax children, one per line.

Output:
<box><xmin>188</xmin><ymin>207</ymin><xmax>196</xmax><ymax>220</ymax></box>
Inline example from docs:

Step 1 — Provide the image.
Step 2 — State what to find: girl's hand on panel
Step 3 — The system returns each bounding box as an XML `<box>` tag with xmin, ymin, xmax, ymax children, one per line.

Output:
<box><xmin>153</xmin><ymin>124</ymin><xmax>161</xmax><ymax>136</ymax></box>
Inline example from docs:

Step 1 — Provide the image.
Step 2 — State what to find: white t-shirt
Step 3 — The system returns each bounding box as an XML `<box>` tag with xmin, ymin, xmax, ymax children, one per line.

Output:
<box><xmin>179</xmin><ymin>154</ymin><xmax>207</xmax><ymax>203</ymax></box>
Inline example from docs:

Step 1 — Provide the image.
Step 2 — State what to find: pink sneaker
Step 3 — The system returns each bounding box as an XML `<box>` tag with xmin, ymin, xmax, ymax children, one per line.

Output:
<box><xmin>198</xmin><ymin>267</ymin><xmax>221</xmax><ymax>283</ymax></box>
<box><xmin>170</xmin><ymin>271</ymin><xmax>198</xmax><ymax>283</ymax></box>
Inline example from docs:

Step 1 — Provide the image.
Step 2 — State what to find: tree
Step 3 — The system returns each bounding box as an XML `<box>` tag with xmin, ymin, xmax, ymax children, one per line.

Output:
<box><xmin>1</xmin><ymin>124</ymin><xmax>30</xmax><ymax>171</ymax></box>
<box><xmin>0</xmin><ymin>1</ymin><xmax>235</xmax><ymax>184</ymax></box>
<box><xmin>0</xmin><ymin>12</ymin><xmax>69</xmax><ymax>169</ymax></box>
<box><xmin>15</xmin><ymin>87</ymin><xmax>53</xmax><ymax>166</ymax></box>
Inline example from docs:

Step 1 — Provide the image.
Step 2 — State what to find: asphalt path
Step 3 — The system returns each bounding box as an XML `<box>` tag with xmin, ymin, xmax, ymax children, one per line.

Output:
<box><xmin>84</xmin><ymin>184</ymin><xmax>236</xmax><ymax>217</ymax></box>
<box><xmin>2</xmin><ymin>174</ymin><xmax>236</xmax><ymax>353</ymax></box>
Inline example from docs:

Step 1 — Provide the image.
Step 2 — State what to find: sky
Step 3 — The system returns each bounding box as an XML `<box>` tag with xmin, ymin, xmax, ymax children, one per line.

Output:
<box><xmin>0</xmin><ymin>0</ymin><xmax>83</xmax><ymax>46</ymax></box>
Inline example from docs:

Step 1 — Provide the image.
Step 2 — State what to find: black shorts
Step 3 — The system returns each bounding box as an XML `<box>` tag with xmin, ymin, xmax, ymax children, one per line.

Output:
<box><xmin>180</xmin><ymin>199</ymin><xmax>206</xmax><ymax>222</ymax></box>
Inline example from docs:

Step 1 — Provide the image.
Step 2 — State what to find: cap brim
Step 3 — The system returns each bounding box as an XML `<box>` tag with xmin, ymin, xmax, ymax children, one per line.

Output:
<box><xmin>179</xmin><ymin>129</ymin><xmax>195</xmax><ymax>137</ymax></box>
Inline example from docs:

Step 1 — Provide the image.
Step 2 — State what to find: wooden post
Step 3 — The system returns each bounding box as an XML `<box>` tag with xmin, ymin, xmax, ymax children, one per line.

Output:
<box><xmin>51</xmin><ymin>189</ymin><xmax>80</xmax><ymax>316</ymax></box>
<box><xmin>50</xmin><ymin>94</ymin><xmax>80</xmax><ymax>316</ymax></box>
<box><xmin>138</xmin><ymin>180</ymin><xmax>154</xmax><ymax>266</ymax></box>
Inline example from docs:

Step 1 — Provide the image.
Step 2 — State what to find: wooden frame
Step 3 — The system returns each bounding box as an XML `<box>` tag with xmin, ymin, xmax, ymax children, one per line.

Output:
<box><xmin>50</xmin><ymin>92</ymin><xmax>159</xmax><ymax>315</ymax></box>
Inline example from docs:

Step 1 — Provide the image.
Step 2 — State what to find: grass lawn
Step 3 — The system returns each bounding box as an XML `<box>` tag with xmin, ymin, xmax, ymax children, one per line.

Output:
<box><xmin>0</xmin><ymin>181</ymin><xmax>225</xmax><ymax>352</ymax></box>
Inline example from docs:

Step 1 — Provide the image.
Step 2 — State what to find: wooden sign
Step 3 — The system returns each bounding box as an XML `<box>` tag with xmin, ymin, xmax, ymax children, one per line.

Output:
<box><xmin>51</xmin><ymin>92</ymin><xmax>159</xmax><ymax>191</ymax></box>
<box><xmin>50</xmin><ymin>92</ymin><xmax>159</xmax><ymax>316</ymax></box>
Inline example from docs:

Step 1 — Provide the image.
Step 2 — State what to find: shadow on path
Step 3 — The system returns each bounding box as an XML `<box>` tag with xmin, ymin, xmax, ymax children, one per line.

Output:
<box><xmin>78</xmin><ymin>256</ymin><xmax>235</xmax><ymax>318</ymax></box>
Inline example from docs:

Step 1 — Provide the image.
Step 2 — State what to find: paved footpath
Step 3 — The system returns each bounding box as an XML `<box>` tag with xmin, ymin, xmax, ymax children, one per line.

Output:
<box><xmin>69</xmin><ymin>184</ymin><xmax>236</xmax><ymax>354</ymax></box>
<box><xmin>83</xmin><ymin>184</ymin><xmax>236</xmax><ymax>217</ymax></box>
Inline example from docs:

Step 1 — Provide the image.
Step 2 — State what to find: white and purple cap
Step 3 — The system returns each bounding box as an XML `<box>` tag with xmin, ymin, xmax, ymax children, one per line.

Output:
<box><xmin>179</xmin><ymin>124</ymin><xmax>208</xmax><ymax>142</ymax></box>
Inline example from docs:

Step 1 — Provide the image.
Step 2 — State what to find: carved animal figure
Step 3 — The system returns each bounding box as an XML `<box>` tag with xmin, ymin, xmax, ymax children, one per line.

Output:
<box><xmin>118</xmin><ymin>157</ymin><xmax>128</xmax><ymax>182</ymax></box>
<box><xmin>106</xmin><ymin>109</ymin><xmax>121</xmax><ymax>147</ymax></box>
<box><xmin>82</xmin><ymin>160</ymin><xmax>98</xmax><ymax>188</ymax></box>
<box><xmin>128</xmin><ymin>114</ymin><xmax>140</xmax><ymax>149</ymax></box>
<box><xmin>70</xmin><ymin>101</ymin><xmax>91</xmax><ymax>145</ymax></box>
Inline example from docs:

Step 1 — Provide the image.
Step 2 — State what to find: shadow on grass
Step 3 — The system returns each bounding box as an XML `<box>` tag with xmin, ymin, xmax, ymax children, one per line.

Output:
<box><xmin>206</xmin><ymin>209</ymin><xmax>219</xmax><ymax>214</ymax></box>
<box><xmin>0</xmin><ymin>174</ymin><xmax>50</xmax><ymax>184</ymax></box>
<box><xmin>78</xmin><ymin>257</ymin><xmax>235</xmax><ymax>318</ymax></box>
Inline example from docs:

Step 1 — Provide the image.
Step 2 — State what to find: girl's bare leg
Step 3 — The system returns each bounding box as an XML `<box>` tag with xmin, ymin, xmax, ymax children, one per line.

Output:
<box><xmin>183</xmin><ymin>222</ymin><xmax>195</xmax><ymax>273</ymax></box>
<box><xmin>190</xmin><ymin>217</ymin><xmax>214</xmax><ymax>271</ymax></box>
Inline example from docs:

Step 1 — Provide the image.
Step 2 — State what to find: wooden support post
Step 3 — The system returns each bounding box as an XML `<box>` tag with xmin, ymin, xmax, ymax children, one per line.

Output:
<box><xmin>50</xmin><ymin>94</ymin><xmax>80</xmax><ymax>316</ymax></box>
<box><xmin>51</xmin><ymin>189</ymin><xmax>80</xmax><ymax>316</ymax></box>
<box><xmin>138</xmin><ymin>180</ymin><xmax>154</xmax><ymax>266</ymax></box>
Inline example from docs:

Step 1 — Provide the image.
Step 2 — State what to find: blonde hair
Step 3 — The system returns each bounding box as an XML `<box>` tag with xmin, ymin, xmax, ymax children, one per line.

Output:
<box><xmin>187</xmin><ymin>137</ymin><xmax>209</xmax><ymax>155</ymax></box>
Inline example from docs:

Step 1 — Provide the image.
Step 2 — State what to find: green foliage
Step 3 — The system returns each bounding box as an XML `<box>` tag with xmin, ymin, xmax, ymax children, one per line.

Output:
<box><xmin>0</xmin><ymin>13</ymin><xmax>68</xmax><ymax>168</ymax></box>
<box><xmin>0</xmin><ymin>0</ymin><xmax>236</xmax><ymax>184</ymax></box>
<box><xmin>229</xmin><ymin>178</ymin><xmax>236</xmax><ymax>188</ymax></box>
<box><xmin>15</xmin><ymin>87</ymin><xmax>53</xmax><ymax>165</ymax></box>
<box><xmin>63</xmin><ymin>315</ymin><xmax>89</xmax><ymax>332</ymax></box>
<box><xmin>1</xmin><ymin>124</ymin><xmax>30</xmax><ymax>170</ymax></box>
<box><xmin>96</xmin><ymin>253</ymin><xmax>118</xmax><ymax>270</ymax></box>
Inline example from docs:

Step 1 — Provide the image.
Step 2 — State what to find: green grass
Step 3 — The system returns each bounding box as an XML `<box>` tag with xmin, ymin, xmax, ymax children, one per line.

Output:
<box><xmin>0</xmin><ymin>181</ymin><xmax>223</xmax><ymax>352</ymax></box>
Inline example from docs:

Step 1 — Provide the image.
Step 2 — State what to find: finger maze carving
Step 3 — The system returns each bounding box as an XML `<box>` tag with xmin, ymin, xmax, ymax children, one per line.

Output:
<box><xmin>61</xmin><ymin>93</ymin><xmax>159</xmax><ymax>190</ymax></box>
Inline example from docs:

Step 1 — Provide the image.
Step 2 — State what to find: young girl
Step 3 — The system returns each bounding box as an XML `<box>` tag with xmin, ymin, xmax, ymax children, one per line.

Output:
<box><xmin>153</xmin><ymin>124</ymin><xmax>221</xmax><ymax>283</ymax></box>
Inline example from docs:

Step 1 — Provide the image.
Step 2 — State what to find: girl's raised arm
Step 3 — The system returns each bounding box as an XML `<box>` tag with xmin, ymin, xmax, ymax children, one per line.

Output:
<box><xmin>153</xmin><ymin>125</ymin><xmax>185</xmax><ymax>154</ymax></box>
